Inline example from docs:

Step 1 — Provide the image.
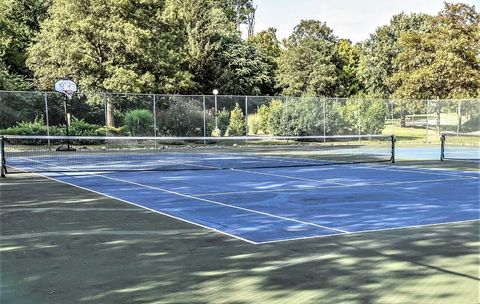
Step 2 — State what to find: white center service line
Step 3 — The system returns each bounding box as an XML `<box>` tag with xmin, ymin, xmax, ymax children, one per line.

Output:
<box><xmin>94</xmin><ymin>173</ymin><xmax>349</xmax><ymax>234</ymax></box>
<box><xmin>231</xmin><ymin>168</ymin><xmax>351</xmax><ymax>186</ymax></box>
<box><xmin>17</xmin><ymin>155</ymin><xmax>347</xmax><ymax>234</ymax></box>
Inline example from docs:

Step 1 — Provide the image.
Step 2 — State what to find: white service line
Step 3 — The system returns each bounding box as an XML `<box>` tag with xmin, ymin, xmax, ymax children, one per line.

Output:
<box><xmin>11</xmin><ymin>156</ymin><xmax>348</xmax><ymax>235</ymax></box>
<box><xmin>232</xmin><ymin>168</ymin><xmax>351</xmax><ymax>186</ymax></box>
<box><xmin>94</xmin><ymin>173</ymin><xmax>348</xmax><ymax>234</ymax></box>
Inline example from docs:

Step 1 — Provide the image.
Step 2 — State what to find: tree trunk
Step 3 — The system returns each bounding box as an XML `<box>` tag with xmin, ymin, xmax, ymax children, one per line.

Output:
<box><xmin>105</xmin><ymin>95</ymin><xmax>114</xmax><ymax>127</ymax></box>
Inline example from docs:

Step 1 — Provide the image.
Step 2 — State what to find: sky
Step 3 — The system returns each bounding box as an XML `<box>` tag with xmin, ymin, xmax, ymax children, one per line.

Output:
<box><xmin>244</xmin><ymin>0</ymin><xmax>478</xmax><ymax>43</ymax></box>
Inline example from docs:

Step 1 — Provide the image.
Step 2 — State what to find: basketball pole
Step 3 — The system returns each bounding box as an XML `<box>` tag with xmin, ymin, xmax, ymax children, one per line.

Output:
<box><xmin>63</xmin><ymin>94</ymin><xmax>72</xmax><ymax>151</ymax></box>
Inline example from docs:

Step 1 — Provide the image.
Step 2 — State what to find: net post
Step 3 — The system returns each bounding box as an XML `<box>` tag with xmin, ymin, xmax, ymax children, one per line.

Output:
<box><xmin>1</xmin><ymin>136</ymin><xmax>6</xmax><ymax>178</ymax></box>
<box><xmin>390</xmin><ymin>135</ymin><xmax>396</xmax><ymax>163</ymax></box>
<box><xmin>440</xmin><ymin>133</ymin><xmax>445</xmax><ymax>161</ymax></box>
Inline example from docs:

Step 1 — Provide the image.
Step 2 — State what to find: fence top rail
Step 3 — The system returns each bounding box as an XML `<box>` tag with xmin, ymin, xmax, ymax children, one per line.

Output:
<box><xmin>0</xmin><ymin>90</ymin><xmax>479</xmax><ymax>102</ymax></box>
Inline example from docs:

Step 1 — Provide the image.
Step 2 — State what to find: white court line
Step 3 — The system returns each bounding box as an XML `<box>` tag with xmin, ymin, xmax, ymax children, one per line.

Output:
<box><xmin>190</xmin><ymin>176</ymin><xmax>478</xmax><ymax>197</ymax></box>
<box><xmin>9</xmin><ymin>158</ymin><xmax>348</xmax><ymax>235</ymax></box>
<box><xmin>231</xmin><ymin>168</ymin><xmax>351</xmax><ymax>186</ymax></box>
<box><xmin>6</xmin><ymin>167</ymin><xmax>259</xmax><ymax>244</ymax></box>
<box><xmin>93</xmin><ymin>173</ymin><xmax>348</xmax><ymax>234</ymax></box>
<box><xmin>7</xmin><ymin>157</ymin><xmax>479</xmax><ymax>244</ymax></box>
<box><xmin>255</xmin><ymin>219</ymin><xmax>480</xmax><ymax>245</ymax></box>
<box><xmin>348</xmin><ymin>162</ymin><xmax>480</xmax><ymax>178</ymax></box>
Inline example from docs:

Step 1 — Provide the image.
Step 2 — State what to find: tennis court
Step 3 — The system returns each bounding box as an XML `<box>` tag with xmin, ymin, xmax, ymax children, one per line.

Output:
<box><xmin>1</xmin><ymin>134</ymin><xmax>479</xmax><ymax>303</ymax></box>
<box><xmin>2</xmin><ymin>134</ymin><xmax>479</xmax><ymax>244</ymax></box>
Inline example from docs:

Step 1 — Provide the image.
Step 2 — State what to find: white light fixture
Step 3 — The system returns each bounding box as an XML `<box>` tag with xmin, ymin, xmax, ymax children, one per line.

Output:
<box><xmin>213</xmin><ymin>89</ymin><xmax>219</xmax><ymax>95</ymax></box>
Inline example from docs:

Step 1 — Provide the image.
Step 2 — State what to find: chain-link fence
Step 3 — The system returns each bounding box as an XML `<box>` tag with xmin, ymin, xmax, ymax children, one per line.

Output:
<box><xmin>1</xmin><ymin>91</ymin><xmax>478</xmax><ymax>143</ymax></box>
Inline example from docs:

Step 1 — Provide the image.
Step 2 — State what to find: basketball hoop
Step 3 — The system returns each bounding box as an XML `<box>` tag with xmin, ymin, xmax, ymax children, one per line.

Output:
<box><xmin>55</xmin><ymin>79</ymin><xmax>77</xmax><ymax>99</ymax></box>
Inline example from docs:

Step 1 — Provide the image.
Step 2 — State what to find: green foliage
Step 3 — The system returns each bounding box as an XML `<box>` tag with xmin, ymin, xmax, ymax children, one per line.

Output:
<box><xmin>247</xmin><ymin>113</ymin><xmax>261</xmax><ymax>135</ymax></box>
<box><xmin>208</xmin><ymin>108</ymin><xmax>229</xmax><ymax>136</ymax></box>
<box><xmin>68</xmin><ymin>118</ymin><xmax>101</xmax><ymax>136</ymax></box>
<box><xmin>156</xmin><ymin>99</ymin><xmax>204</xmax><ymax>136</ymax></box>
<box><xmin>336</xmin><ymin>40</ymin><xmax>361</xmax><ymax>97</ymax></box>
<box><xmin>0</xmin><ymin>0</ymin><xmax>51</xmax><ymax>81</ymax></box>
<box><xmin>357</xmin><ymin>12</ymin><xmax>431</xmax><ymax>98</ymax></box>
<box><xmin>124</xmin><ymin>109</ymin><xmax>154</xmax><ymax>136</ymax></box>
<box><xmin>217</xmin><ymin>42</ymin><xmax>275</xmax><ymax>95</ymax></box>
<box><xmin>285</xmin><ymin>98</ymin><xmax>346</xmax><ymax>136</ymax></box>
<box><xmin>0</xmin><ymin>61</ymin><xmax>31</xmax><ymax>90</ymax></box>
<box><xmin>277</xmin><ymin>20</ymin><xmax>342</xmax><ymax>97</ymax></box>
<box><xmin>227</xmin><ymin>103</ymin><xmax>246</xmax><ymax>136</ymax></box>
<box><xmin>257</xmin><ymin>99</ymin><xmax>286</xmax><ymax>135</ymax></box>
<box><xmin>247</xmin><ymin>28</ymin><xmax>281</xmax><ymax>60</ymax></box>
<box><xmin>343</xmin><ymin>99</ymin><xmax>388</xmax><ymax>134</ymax></box>
<box><xmin>389</xmin><ymin>3</ymin><xmax>480</xmax><ymax>100</ymax></box>
<box><xmin>27</xmin><ymin>0</ymin><xmax>194</xmax><ymax>93</ymax></box>
<box><xmin>0</xmin><ymin>117</ymin><xmax>61</xmax><ymax>135</ymax></box>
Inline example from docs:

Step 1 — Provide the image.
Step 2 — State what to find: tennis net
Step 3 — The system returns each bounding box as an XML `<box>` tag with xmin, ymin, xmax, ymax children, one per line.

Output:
<box><xmin>440</xmin><ymin>132</ymin><xmax>480</xmax><ymax>161</ymax></box>
<box><xmin>1</xmin><ymin>135</ymin><xmax>395</xmax><ymax>175</ymax></box>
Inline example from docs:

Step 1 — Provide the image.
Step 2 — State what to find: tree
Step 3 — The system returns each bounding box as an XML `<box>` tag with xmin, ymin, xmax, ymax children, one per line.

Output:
<box><xmin>217</xmin><ymin>42</ymin><xmax>275</xmax><ymax>95</ymax></box>
<box><xmin>357</xmin><ymin>13</ymin><xmax>431</xmax><ymax>98</ymax></box>
<box><xmin>389</xmin><ymin>3</ymin><xmax>480</xmax><ymax>99</ymax></box>
<box><xmin>247</xmin><ymin>28</ymin><xmax>281</xmax><ymax>60</ymax></box>
<box><xmin>0</xmin><ymin>0</ymin><xmax>51</xmax><ymax>88</ymax></box>
<box><xmin>27</xmin><ymin>0</ymin><xmax>193</xmax><ymax>94</ymax></box>
<box><xmin>168</xmin><ymin>0</ymin><xmax>272</xmax><ymax>95</ymax></box>
<box><xmin>0</xmin><ymin>61</ymin><xmax>31</xmax><ymax>90</ymax></box>
<box><xmin>276</xmin><ymin>20</ymin><xmax>341</xmax><ymax>97</ymax></box>
<box><xmin>336</xmin><ymin>39</ymin><xmax>361</xmax><ymax>97</ymax></box>
<box><xmin>389</xmin><ymin>3</ymin><xmax>480</xmax><ymax>130</ymax></box>
<box><xmin>247</xmin><ymin>28</ymin><xmax>281</xmax><ymax>94</ymax></box>
<box><xmin>227</xmin><ymin>103</ymin><xmax>246</xmax><ymax>135</ymax></box>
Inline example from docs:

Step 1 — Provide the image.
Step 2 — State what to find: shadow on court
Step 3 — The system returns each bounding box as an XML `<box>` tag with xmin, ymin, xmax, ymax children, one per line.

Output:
<box><xmin>1</xmin><ymin>172</ymin><xmax>479</xmax><ymax>304</ymax></box>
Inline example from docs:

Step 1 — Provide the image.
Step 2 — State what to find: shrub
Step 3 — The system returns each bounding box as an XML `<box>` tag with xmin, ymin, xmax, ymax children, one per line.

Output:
<box><xmin>69</xmin><ymin>118</ymin><xmax>102</xmax><ymax>136</ymax></box>
<box><xmin>1</xmin><ymin>117</ymin><xmax>49</xmax><ymax>135</ymax></box>
<box><xmin>207</xmin><ymin>108</ymin><xmax>230</xmax><ymax>136</ymax></box>
<box><xmin>247</xmin><ymin>113</ymin><xmax>262</xmax><ymax>135</ymax></box>
<box><xmin>257</xmin><ymin>99</ymin><xmax>286</xmax><ymax>135</ymax></box>
<box><xmin>124</xmin><ymin>109</ymin><xmax>154</xmax><ymax>136</ymax></box>
<box><xmin>227</xmin><ymin>103</ymin><xmax>246</xmax><ymax>136</ymax></box>
<box><xmin>157</xmin><ymin>100</ymin><xmax>204</xmax><ymax>136</ymax></box>
<box><xmin>343</xmin><ymin>99</ymin><xmax>388</xmax><ymax>134</ymax></box>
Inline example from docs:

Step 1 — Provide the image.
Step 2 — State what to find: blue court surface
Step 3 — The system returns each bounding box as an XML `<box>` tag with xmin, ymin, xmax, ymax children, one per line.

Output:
<box><xmin>36</xmin><ymin>163</ymin><xmax>479</xmax><ymax>244</ymax></box>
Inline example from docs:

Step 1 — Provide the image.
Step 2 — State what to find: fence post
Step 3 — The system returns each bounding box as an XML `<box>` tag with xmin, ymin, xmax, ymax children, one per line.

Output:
<box><xmin>425</xmin><ymin>99</ymin><xmax>429</xmax><ymax>143</ymax></box>
<box><xmin>152</xmin><ymin>94</ymin><xmax>157</xmax><ymax>148</ymax></box>
<box><xmin>457</xmin><ymin>100</ymin><xmax>462</xmax><ymax>134</ymax></box>
<box><xmin>1</xmin><ymin>136</ymin><xmax>5</xmax><ymax>178</ymax></box>
<box><xmin>245</xmin><ymin>96</ymin><xmax>248</xmax><ymax>136</ymax></box>
<box><xmin>323</xmin><ymin>98</ymin><xmax>326</xmax><ymax>142</ymax></box>
<box><xmin>391</xmin><ymin>99</ymin><xmax>395</xmax><ymax>136</ymax></box>
<box><xmin>203</xmin><ymin>95</ymin><xmax>206</xmax><ymax>145</ymax></box>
